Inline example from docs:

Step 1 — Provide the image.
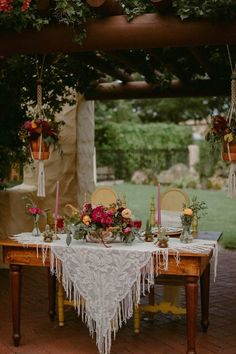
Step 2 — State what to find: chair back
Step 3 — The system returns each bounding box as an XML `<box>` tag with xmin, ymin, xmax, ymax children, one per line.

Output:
<box><xmin>160</xmin><ymin>188</ymin><xmax>190</xmax><ymax>228</ymax></box>
<box><xmin>91</xmin><ymin>187</ymin><xmax>118</xmax><ymax>207</ymax></box>
<box><xmin>161</xmin><ymin>187</ymin><xmax>189</xmax><ymax>212</ymax></box>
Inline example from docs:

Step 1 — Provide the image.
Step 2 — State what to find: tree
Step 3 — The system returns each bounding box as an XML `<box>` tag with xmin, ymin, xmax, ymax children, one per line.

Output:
<box><xmin>95</xmin><ymin>97</ymin><xmax>229</xmax><ymax>125</ymax></box>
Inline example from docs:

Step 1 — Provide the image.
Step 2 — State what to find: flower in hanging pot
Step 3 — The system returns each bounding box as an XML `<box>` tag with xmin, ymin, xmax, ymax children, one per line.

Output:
<box><xmin>205</xmin><ymin>114</ymin><xmax>236</xmax><ymax>160</ymax></box>
<box><xmin>0</xmin><ymin>0</ymin><xmax>31</xmax><ymax>13</ymax></box>
<box><xmin>19</xmin><ymin>117</ymin><xmax>64</xmax><ymax>160</ymax></box>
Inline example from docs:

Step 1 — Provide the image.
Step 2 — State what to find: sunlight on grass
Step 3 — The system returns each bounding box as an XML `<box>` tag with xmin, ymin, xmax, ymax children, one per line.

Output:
<box><xmin>112</xmin><ymin>183</ymin><xmax>236</xmax><ymax>249</ymax></box>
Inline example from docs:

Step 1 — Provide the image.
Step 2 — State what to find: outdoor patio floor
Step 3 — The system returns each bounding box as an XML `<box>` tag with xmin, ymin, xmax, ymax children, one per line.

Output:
<box><xmin>0</xmin><ymin>246</ymin><xmax>236</xmax><ymax>354</ymax></box>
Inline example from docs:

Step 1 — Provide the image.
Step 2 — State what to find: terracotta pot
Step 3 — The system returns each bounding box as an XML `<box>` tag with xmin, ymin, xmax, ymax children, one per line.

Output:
<box><xmin>30</xmin><ymin>138</ymin><xmax>50</xmax><ymax>160</ymax></box>
<box><xmin>222</xmin><ymin>142</ymin><xmax>236</xmax><ymax>161</ymax></box>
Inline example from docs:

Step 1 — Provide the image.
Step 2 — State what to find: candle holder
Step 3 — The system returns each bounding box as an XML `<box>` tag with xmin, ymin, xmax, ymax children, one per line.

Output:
<box><xmin>155</xmin><ymin>228</ymin><xmax>169</xmax><ymax>248</ymax></box>
<box><xmin>53</xmin><ymin>220</ymin><xmax>60</xmax><ymax>240</ymax></box>
<box><xmin>144</xmin><ymin>220</ymin><xmax>154</xmax><ymax>242</ymax></box>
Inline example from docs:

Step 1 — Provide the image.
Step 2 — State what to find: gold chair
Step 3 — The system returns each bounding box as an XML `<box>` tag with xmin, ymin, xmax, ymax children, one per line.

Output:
<box><xmin>91</xmin><ymin>186</ymin><xmax>118</xmax><ymax>207</ymax></box>
<box><xmin>58</xmin><ymin>186</ymin><xmax>119</xmax><ymax>327</ymax></box>
<box><xmin>134</xmin><ymin>187</ymin><xmax>190</xmax><ymax>333</ymax></box>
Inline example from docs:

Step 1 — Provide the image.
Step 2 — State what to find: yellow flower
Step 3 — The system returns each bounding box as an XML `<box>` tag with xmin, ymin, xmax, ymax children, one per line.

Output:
<box><xmin>121</xmin><ymin>208</ymin><xmax>132</xmax><ymax>219</ymax></box>
<box><xmin>183</xmin><ymin>208</ymin><xmax>193</xmax><ymax>216</ymax></box>
<box><xmin>82</xmin><ymin>215</ymin><xmax>91</xmax><ymax>225</ymax></box>
<box><xmin>224</xmin><ymin>133</ymin><xmax>234</xmax><ymax>143</ymax></box>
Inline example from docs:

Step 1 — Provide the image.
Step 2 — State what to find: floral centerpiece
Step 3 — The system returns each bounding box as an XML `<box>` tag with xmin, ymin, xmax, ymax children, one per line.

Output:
<box><xmin>19</xmin><ymin>117</ymin><xmax>64</xmax><ymax>160</ymax></box>
<box><xmin>70</xmin><ymin>199</ymin><xmax>140</xmax><ymax>246</ymax></box>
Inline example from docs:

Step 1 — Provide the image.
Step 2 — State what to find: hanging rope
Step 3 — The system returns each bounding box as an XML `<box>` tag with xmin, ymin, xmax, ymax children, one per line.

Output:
<box><xmin>32</xmin><ymin>55</ymin><xmax>47</xmax><ymax>198</ymax></box>
<box><xmin>226</xmin><ymin>46</ymin><xmax>236</xmax><ymax>198</ymax></box>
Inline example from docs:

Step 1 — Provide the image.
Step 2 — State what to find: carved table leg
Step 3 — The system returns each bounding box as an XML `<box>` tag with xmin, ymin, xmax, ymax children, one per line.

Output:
<box><xmin>47</xmin><ymin>268</ymin><xmax>56</xmax><ymax>320</ymax></box>
<box><xmin>185</xmin><ymin>276</ymin><xmax>198</xmax><ymax>354</ymax></box>
<box><xmin>10</xmin><ymin>264</ymin><xmax>22</xmax><ymax>346</ymax></box>
<box><xmin>200</xmin><ymin>263</ymin><xmax>210</xmax><ymax>332</ymax></box>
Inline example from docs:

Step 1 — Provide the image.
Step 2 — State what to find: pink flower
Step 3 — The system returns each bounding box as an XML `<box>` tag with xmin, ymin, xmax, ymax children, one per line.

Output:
<box><xmin>21</xmin><ymin>0</ymin><xmax>31</xmax><ymax>12</ymax></box>
<box><xmin>123</xmin><ymin>227</ymin><xmax>132</xmax><ymax>235</ymax></box>
<box><xmin>121</xmin><ymin>208</ymin><xmax>132</xmax><ymax>219</ymax></box>
<box><xmin>28</xmin><ymin>207</ymin><xmax>43</xmax><ymax>216</ymax></box>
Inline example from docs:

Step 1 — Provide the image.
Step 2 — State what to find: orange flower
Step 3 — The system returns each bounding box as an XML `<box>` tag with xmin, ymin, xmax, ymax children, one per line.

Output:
<box><xmin>82</xmin><ymin>215</ymin><xmax>91</xmax><ymax>225</ymax></box>
<box><xmin>183</xmin><ymin>208</ymin><xmax>193</xmax><ymax>216</ymax></box>
<box><xmin>31</xmin><ymin>121</ymin><xmax>37</xmax><ymax>129</ymax></box>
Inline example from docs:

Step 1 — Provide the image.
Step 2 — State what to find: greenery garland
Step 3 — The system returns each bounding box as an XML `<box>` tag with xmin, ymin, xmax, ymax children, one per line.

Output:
<box><xmin>0</xmin><ymin>0</ymin><xmax>235</xmax><ymax>33</ymax></box>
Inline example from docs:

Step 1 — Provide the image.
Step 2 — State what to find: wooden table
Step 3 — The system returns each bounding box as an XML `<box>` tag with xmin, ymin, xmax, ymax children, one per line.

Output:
<box><xmin>0</xmin><ymin>231</ymin><xmax>222</xmax><ymax>354</ymax></box>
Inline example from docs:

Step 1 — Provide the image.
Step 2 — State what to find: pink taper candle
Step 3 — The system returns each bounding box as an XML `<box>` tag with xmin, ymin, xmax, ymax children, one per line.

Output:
<box><xmin>157</xmin><ymin>183</ymin><xmax>161</xmax><ymax>226</ymax></box>
<box><xmin>54</xmin><ymin>181</ymin><xmax>60</xmax><ymax>221</ymax></box>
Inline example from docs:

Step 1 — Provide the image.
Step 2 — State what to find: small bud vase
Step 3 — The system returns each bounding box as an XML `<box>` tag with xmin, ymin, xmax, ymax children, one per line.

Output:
<box><xmin>32</xmin><ymin>220</ymin><xmax>41</xmax><ymax>237</ymax></box>
<box><xmin>180</xmin><ymin>223</ymin><xmax>192</xmax><ymax>243</ymax></box>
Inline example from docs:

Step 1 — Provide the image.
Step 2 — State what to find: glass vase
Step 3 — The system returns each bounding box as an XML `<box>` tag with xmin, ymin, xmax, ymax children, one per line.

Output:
<box><xmin>180</xmin><ymin>222</ymin><xmax>192</xmax><ymax>243</ymax></box>
<box><xmin>32</xmin><ymin>219</ymin><xmax>41</xmax><ymax>237</ymax></box>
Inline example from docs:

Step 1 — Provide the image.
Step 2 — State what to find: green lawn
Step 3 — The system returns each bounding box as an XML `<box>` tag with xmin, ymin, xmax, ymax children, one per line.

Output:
<box><xmin>111</xmin><ymin>183</ymin><xmax>236</xmax><ymax>249</ymax></box>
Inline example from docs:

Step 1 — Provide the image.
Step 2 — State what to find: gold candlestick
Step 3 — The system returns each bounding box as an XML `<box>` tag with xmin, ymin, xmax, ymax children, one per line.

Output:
<box><xmin>122</xmin><ymin>193</ymin><xmax>127</xmax><ymax>208</ymax></box>
<box><xmin>150</xmin><ymin>195</ymin><xmax>156</xmax><ymax>227</ymax></box>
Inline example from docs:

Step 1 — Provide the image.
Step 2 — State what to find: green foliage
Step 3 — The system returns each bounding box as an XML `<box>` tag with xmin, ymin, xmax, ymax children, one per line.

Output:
<box><xmin>95</xmin><ymin>122</ymin><xmax>192</xmax><ymax>179</ymax></box>
<box><xmin>197</xmin><ymin>140</ymin><xmax>221</xmax><ymax>179</ymax></box>
<box><xmin>173</xmin><ymin>0</ymin><xmax>236</xmax><ymax>21</ymax></box>
<box><xmin>134</xmin><ymin>97</ymin><xmax>230</xmax><ymax>124</ymax></box>
<box><xmin>187</xmin><ymin>195</ymin><xmax>208</xmax><ymax>219</ymax></box>
<box><xmin>96</xmin><ymin>122</ymin><xmax>192</xmax><ymax>150</ymax></box>
<box><xmin>0</xmin><ymin>0</ymin><xmax>234</xmax><ymax>34</ymax></box>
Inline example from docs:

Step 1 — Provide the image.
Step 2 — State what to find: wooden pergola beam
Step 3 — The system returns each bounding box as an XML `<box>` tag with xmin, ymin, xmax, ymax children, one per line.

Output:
<box><xmin>150</xmin><ymin>0</ymin><xmax>173</xmax><ymax>13</ymax></box>
<box><xmin>0</xmin><ymin>14</ymin><xmax>235</xmax><ymax>56</ymax></box>
<box><xmin>84</xmin><ymin>79</ymin><xmax>230</xmax><ymax>100</ymax></box>
<box><xmin>86</xmin><ymin>0</ymin><xmax>123</xmax><ymax>15</ymax></box>
<box><xmin>77</xmin><ymin>52</ymin><xmax>132</xmax><ymax>82</ymax></box>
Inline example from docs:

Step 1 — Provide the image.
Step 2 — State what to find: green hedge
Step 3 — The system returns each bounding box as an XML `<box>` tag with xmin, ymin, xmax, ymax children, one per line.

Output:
<box><xmin>96</xmin><ymin>122</ymin><xmax>192</xmax><ymax>179</ymax></box>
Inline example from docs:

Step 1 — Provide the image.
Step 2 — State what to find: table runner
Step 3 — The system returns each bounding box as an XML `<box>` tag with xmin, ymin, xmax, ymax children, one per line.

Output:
<box><xmin>12</xmin><ymin>234</ymin><xmax>218</xmax><ymax>354</ymax></box>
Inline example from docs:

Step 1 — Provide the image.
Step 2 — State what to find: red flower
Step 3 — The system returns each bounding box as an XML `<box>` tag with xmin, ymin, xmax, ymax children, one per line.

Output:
<box><xmin>91</xmin><ymin>206</ymin><xmax>106</xmax><ymax>223</ymax></box>
<box><xmin>101</xmin><ymin>215</ymin><xmax>113</xmax><ymax>226</ymax></box>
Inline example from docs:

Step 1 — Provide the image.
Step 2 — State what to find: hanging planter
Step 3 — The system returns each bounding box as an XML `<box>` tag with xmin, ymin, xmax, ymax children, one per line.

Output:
<box><xmin>205</xmin><ymin>67</ymin><xmax>236</xmax><ymax>197</ymax></box>
<box><xmin>222</xmin><ymin>142</ymin><xmax>236</xmax><ymax>162</ymax></box>
<box><xmin>30</xmin><ymin>137</ymin><xmax>50</xmax><ymax>160</ymax></box>
<box><xmin>19</xmin><ymin>78</ymin><xmax>64</xmax><ymax>197</ymax></box>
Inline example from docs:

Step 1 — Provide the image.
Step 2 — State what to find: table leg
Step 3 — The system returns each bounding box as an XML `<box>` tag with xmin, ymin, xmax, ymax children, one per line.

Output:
<box><xmin>200</xmin><ymin>263</ymin><xmax>210</xmax><ymax>332</ymax></box>
<box><xmin>58</xmin><ymin>276</ymin><xmax>65</xmax><ymax>327</ymax></box>
<box><xmin>47</xmin><ymin>268</ymin><xmax>56</xmax><ymax>320</ymax></box>
<box><xmin>10</xmin><ymin>264</ymin><xmax>22</xmax><ymax>347</ymax></box>
<box><xmin>185</xmin><ymin>276</ymin><xmax>198</xmax><ymax>354</ymax></box>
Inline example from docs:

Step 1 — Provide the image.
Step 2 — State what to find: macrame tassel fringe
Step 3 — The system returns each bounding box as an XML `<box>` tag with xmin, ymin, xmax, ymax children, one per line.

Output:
<box><xmin>228</xmin><ymin>162</ymin><xmax>236</xmax><ymax>198</ymax></box>
<box><xmin>37</xmin><ymin>160</ymin><xmax>46</xmax><ymax>197</ymax></box>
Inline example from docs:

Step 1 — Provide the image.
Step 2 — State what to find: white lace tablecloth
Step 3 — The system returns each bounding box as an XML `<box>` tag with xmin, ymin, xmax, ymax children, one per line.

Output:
<box><xmin>12</xmin><ymin>233</ymin><xmax>218</xmax><ymax>354</ymax></box>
